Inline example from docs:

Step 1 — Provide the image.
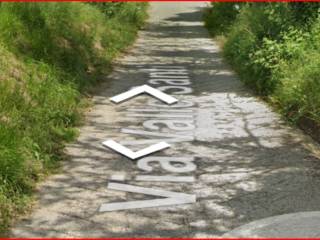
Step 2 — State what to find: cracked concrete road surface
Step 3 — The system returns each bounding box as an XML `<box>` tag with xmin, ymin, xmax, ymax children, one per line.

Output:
<box><xmin>12</xmin><ymin>2</ymin><xmax>320</xmax><ymax>238</ymax></box>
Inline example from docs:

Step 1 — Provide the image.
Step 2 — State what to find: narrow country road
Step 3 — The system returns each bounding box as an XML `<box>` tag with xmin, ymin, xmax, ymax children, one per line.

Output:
<box><xmin>12</xmin><ymin>2</ymin><xmax>320</xmax><ymax>237</ymax></box>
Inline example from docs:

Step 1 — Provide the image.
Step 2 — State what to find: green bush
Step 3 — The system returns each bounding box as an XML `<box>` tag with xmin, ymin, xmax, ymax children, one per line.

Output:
<box><xmin>223</xmin><ymin>3</ymin><xmax>295</xmax><ymax>95</ymax></box>
<box><xmin>289</xmin><ymin>2</ymin><xmax>320</xmax><ymax>25</ymax></box>
<box><xmin>91</xmin><ymin>2</ymin><xmax>147</xmax><ymax>27</ymax></box>
<box><xmin>0</xmin><ymin>2</ymin><xmax>147</xmax><ymax>235</ymax></box>
<box><xmin>204</xmin><ymin>2</ymin><xmax>242</xmax><ymax>36</ymax></box>
<box><xmin>273</xmin><ymin>19</ymin><xmax>320</xmax><ymax>124</ymax></box>
<box><xmin>205</xmin><ymin>2</ymin><xmax>320</xmax><ymax>137</ymax></box>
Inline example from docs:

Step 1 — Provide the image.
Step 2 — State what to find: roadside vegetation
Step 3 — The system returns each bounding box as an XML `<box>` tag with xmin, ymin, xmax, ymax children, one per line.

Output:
<box><xmin>0</xmin><ymin>2</ymin><xmax>147</xmax><ymax>234</ymax></box>
<box><xmin>204</xmin><ymin>3</ymin><xmax>320</xmax><ymax>140</ymax></box>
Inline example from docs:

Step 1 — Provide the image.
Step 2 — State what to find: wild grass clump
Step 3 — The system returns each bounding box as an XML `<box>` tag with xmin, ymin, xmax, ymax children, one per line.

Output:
<box><xmin>0</xmin><ymin>2</ymin><xmax>147</xmax><ymax>89</ymax></box>
<box><xmin>204</xmin><ymin>2</ymin><xmax>320</xmax><ymax>138</ymax></box>
<box><xmin>0</xmin><ymin>45</ymin><xmax>80</xmax><ymax>235</ymax></box>
<box><xmin>0</xmin><ymin>2</ymin><xmax>147</xmax><ymax>235</ymax></box>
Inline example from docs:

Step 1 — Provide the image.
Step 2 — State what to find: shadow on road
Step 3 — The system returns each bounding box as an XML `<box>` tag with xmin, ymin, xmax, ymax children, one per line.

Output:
<box><xmin>12</xmin><ymin>2</ymin><xmax>320</xmax><ymax>238</ymax></box>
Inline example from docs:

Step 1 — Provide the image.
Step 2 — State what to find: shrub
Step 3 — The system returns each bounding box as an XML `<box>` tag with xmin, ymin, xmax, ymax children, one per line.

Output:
<box><xmin>204</xmin><ymin>2</ymin><xmax>242</xmax><ymax>36</ymax></box>
<box><xmin>223</xmin><ymin>3</ymin><xmax>295</xmax><ymax>95</ymax></box>
<box><xmin>91</xmin><ymin>2</ymin><xmax>147</xmax><ymax>27</ymax></box>
<box><xmin>273</xmin><ymin>18</ymin><xmax>320</xmax><ymax>125</ymax></box>
<box><xmin>205</xmin><ymin>2</ymin><xmax>320</xmax><ymax>138</ymax></box>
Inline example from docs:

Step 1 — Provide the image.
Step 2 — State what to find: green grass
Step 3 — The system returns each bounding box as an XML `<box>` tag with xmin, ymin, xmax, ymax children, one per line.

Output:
<box><xmin>0</xmin><ymin>2</ymin><xmax>147</xmax><ymax>235</ymax></box>
<box><xmin>204</xmin><ymin>3</ymin><xmax>320</xmax><ymax>138</ymax></box>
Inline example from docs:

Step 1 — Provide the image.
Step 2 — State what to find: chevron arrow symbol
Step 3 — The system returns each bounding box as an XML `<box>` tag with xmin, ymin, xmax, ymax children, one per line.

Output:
<box><xmin>110</xmin><ymin>84</ymin><xmax>178</xmax><ymax>105</ymax></box>
<box><xmin>102</xmin><ymin>140</ymin><xmax>170</xmax><ymax>160</ymax></box>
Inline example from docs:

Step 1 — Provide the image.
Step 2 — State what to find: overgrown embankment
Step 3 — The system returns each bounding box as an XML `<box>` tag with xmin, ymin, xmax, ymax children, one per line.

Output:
<box><xmin>204</xmin><ymin>3</ymin><xmax>320</xmax><ymax>140</ymax></box>
<box><xmin>0</xmin><ymin>2</ymin><xmax>147</xmax><ymax>234</ymax></box>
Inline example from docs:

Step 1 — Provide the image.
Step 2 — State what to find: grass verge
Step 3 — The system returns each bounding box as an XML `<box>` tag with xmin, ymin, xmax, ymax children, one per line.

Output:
<box><xmin>0</xmin><ymin>2</ymin><xmax>148</xmax><ymax>235</ymax></box>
